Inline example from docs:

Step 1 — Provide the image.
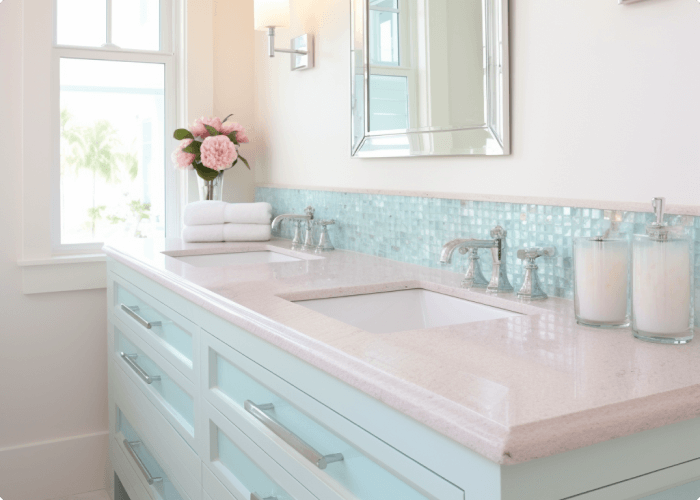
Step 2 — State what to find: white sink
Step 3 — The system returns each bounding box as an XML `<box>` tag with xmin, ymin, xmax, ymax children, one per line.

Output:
<box><xmin>294</xmin><ymin>289</ymin><xmax>522</xmax><ymax>333</ymax></box>
<box><xmin>171</xmin><ymin>251</ymin><xmax>302</xmax><ymax>268</ymax></box>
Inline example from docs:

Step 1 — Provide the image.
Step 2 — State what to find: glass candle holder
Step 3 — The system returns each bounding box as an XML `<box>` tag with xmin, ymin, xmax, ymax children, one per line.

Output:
<box><xmin>632</xmin><ymin>233</ymin><xmax>694</xmax><ymax>344</ymax></box>
<box><xmin>573</xmin><ymin>237</ymin><xmax>631</xmax><ymax>328</ymax></box>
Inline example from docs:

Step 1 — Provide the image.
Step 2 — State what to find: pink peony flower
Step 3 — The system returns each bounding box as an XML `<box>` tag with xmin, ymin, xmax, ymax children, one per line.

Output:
<box><xmin>200</xmin><ymin>135</ymin><xmax>238</xmax><ymax>171</ymax></box>
<box><xmin>190</xmin><ymin>116</ymin><xmax>223</xmax><ymax>139</ymax></box>
<box><xmin>220</xmin><ymin>121</ymin><xmax>250</xmax><ymax>143</ymax></box>
<box><xmin>171</xmin><ymin>138</ymin><xmax>196</xmax><ymax>170</ymax></box>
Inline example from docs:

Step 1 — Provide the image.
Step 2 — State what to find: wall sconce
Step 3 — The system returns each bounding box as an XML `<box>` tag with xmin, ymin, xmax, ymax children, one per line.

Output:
<box><xmin>254</xmin><ymin>0</ymin><xmax>314</xmax><ymax>71</ymax></box>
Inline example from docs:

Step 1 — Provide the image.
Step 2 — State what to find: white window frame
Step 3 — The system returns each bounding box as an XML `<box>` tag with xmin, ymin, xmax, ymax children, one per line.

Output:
<box><xmin>368</xmin><ymin>0</ymin><xmax>418</xmax><ymax>132</ymax></box>
<box><xmin>51</xmin><ymin>0</ymin><xmax>184</xmax><ymax>254</ymax></box>
<box><xmin>19</xmin><ymin>0</ymin><xmax>187</xmax><ymax>293</ymax></box>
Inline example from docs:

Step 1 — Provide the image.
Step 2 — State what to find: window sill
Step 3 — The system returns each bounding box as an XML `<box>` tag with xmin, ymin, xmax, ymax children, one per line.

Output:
<box><xmin>19</xmin><ymin>254</ymin><xmax>107</xmax><ymax>294</ymax></box>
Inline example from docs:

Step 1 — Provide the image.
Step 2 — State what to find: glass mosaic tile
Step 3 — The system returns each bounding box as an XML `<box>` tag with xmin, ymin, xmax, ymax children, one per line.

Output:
<box><xmin>256</xmin><ymin>187</ymin><xmax>698</xmax><ymax>326</ymax></box>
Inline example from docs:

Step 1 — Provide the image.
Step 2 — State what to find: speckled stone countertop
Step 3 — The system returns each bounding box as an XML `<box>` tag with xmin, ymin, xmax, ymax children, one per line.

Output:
<box><xmin>103</xmin><ymin>238</ymin><xmax>700</xmax><ymax>466</ymax></box>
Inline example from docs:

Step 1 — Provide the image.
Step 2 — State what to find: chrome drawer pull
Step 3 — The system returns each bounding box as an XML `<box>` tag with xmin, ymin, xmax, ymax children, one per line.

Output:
<box><xmin>120</xmin><ymin>352</ymin><xmax>161</xmax><ymax>384</ymax></box>
<box><xmin>251</xmin><ymin>494</ymin><xmax>277</xmax><ymax>500</ymax></box>
<box><xmin>121</xmin><ymin>304</ymin><xmax>162</xmax><ymax>329</ymax></box>
<box><xmin>123</xmin><ymin>439</ymin><xmax>163</xmax><ymax>485</ymax></box>
<box><xmin>244</xmin><ymin>400</ymin><xmax>344</xmax><ymax>470</ymax></box>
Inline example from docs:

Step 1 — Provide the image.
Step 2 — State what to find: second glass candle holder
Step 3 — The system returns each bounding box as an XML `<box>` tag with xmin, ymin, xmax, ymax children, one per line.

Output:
<box><xmin>573</xmin><ymin>236</ymin><xmax>631</xmax><ymax>328</ymax></box>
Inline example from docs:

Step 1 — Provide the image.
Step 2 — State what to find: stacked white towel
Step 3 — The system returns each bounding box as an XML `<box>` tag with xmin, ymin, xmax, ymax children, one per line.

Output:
<box><xmin>182</xmin><ymin>201</ymin><xmax>273</xmax><ymax>243</ymax></box>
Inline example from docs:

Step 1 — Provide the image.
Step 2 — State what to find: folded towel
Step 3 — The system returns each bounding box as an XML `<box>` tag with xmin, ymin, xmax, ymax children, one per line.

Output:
<box><xmin>182</xmin><ymin>224</ymin><xmax>272</xmax><ymax>243</ymax></box>
<box><xmin>184</xmin><ymin>201</ymin><xmax>273</xmax><ymax>226</ymax></box>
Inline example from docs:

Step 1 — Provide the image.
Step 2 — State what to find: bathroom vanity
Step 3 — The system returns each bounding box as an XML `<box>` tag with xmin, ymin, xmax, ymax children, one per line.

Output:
<box><xmin>104</xmin><ymin>238</ymin><xmax>700</xmax><ymax>500</ymax></box>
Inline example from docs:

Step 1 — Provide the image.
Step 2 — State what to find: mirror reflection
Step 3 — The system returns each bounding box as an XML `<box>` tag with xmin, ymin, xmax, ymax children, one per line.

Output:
<box><xmin>352</xmin><ymin>0</ymin><xmax>509</xmax><ymax>157</ymax></box>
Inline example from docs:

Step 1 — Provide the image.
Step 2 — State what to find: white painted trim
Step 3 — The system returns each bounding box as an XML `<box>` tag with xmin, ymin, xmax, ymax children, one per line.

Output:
<box><xmin>22</xmin><ymin>0</ymin><xmax>186</xmax><ymax>271</ymax></box>
<box><xmin>255</xmin><ymin>183</ymin><xmax>700</xmax><ymax>216</ymax></box>
<box><xmin>22</xmin><ymin>259</ymin><xmax>107</xmax><ymax>294</ymax></box>
<box><xmin>18</xmin><ymin>253</ymin><xmax>106</xmax><ymax>266</ymax></box>
<box><xmin>0</xmin><ymin>431</ymin><xmax>109</xmax><ymax>500</ymax></box>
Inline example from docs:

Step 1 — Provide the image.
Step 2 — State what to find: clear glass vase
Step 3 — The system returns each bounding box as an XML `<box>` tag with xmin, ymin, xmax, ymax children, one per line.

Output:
<box><xmin>197</xmin><ymin>171</ymin><xmax>225</xmax><ymax>201</ymax></box>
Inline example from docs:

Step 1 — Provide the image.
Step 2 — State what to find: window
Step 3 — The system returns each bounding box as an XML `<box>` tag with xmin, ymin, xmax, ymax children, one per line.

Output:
<box><xmin>367</xmin><ymin>0</ymin><xmax>415</xmax><ymax>133</ymax></box>
<box><xmin>369</xmin><ymin>0</ymin><xmax>400</xmax><ymax>66</ymax></box>
<box><xmin>54</xmin><ymin>0</ymin><xmax>178</xmax><ymax>249</ymax></box>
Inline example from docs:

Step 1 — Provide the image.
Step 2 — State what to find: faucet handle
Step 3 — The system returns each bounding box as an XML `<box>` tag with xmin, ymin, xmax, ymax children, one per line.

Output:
<box><xmin>304</xmin><ymin>206</ymin><xmax>315</xmax><ymax>219</ymax></box>
<box><xmin>490</xmin><ymin>225</ymin><xmax>507</xmax><ymax>239</ymax></box>
<box><xmin>516</xmin><ymin>247</ymin><xmax>555</xmax><ymax>301</ymax></box>
<box><xmin>517</xmin><ymin>247</ymin><xmax>556</xmax><ymax>263</ymax></box>
<box><xmin>314</xmin><ymin>220</ymin><xmax>335</xmax><ymax>252</ymax></box>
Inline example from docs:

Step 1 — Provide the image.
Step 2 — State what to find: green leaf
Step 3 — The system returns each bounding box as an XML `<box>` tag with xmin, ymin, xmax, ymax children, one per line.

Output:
<box><xmin>194</xmin><ymin>162</ymin><xmax>220</xmax><ymax>181</ymax></box>
<box><xmin>204</xmin><ymin>125</ymin><xmax>220</xmax><ymax>136</ymax></box>
<box><xmin>182</xmin><ymin>141</ymin><xmax>201</xmax><ymax>154</ymax></box>
<box><xmin>238</xmin><ymin>155</ymin><xmax>250</xmax><ymax>170</ymax></box>
<box><xmin>173</xmin><ymin>128</ymin><xmax>194</xmax><ymax>140</ymax></box>
<box><xmin>227</xmin><ymin>132</ymin><xmax>239</xmax><ymax>145</ymax></box>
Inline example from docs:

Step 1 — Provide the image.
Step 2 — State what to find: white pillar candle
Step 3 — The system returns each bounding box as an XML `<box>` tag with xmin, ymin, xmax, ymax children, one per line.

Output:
<box><xmin>574</xmin><ymin>238</ymin><xmax>630</xmax><ymax>327</ymax></box>
<box><xmin>632</xmin><ymin>237</ymin><xmax>691</xmax><ymax>336</ymax></box>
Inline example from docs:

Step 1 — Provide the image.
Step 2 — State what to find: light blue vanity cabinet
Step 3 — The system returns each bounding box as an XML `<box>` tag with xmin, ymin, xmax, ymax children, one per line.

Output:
<box><xmin>106</xmin><ymin>257</ymin><xmax>700</xmax><ymax>500</ymax></box>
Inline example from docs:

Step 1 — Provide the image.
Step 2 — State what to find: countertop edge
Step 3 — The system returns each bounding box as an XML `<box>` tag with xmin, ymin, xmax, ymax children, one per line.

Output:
<box><xmin>104</xmin><ymin>245</ymin><xmax>700</xmax><ymax>466</ymax></box>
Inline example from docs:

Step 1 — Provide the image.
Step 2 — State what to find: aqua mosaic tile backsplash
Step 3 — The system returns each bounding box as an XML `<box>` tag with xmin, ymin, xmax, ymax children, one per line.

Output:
<box><xmin>256</xmin><ymin>187</ymin><xmax>699</xmax><ymax>323</ymax></box>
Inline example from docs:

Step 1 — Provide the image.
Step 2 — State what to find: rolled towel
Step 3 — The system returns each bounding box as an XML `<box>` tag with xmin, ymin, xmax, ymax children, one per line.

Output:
<box><xmin>184</xmin><ymin>201</ymin><xmax>273</xmax><ymax>226</ymax></box>
<box><xmin>182</xmin><ymin>224</ymin><xmax>272</xmax><ymax>243</ymax></box>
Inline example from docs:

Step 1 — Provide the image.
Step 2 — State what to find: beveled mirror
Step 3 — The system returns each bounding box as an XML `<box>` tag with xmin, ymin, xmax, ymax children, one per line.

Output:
<box><xmin>351</xmin><ymin>0</ymin><xmax>509</xmax><ymax>157</ymax></box>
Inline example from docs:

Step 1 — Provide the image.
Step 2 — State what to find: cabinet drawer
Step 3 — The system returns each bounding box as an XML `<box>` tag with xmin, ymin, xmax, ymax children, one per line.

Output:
<box><xmin>110</xmin><ymin>318</ymin><xmax>198</xmax><ymax>449</ymax></box>
<box><xmin>202</xmin><ymin>402</ymin><xmax>318</xmax><ymax>500</ymax></box>
<box><xmin>201</xmin><ymin>332</ymin><xmax>464</xmax><ymax>500</ymax></box>
<box><xmin>110</xmin><ymin>359</ymin><xmax>202</xmax><ymax>499</ymax></box>
<box><xmin>115</xmin><ymin>408</ymin><xmax>190</xmax><ymax>500</ymax></box>
<box><xmin>111</xmin><ymin>432</ymin><xmax>153</xmax><ymax>500</ymax></box>
<box><xmin>110</xmin><ymin>273</ymin><xmax>199</xmax><ymax>381</ymax></box>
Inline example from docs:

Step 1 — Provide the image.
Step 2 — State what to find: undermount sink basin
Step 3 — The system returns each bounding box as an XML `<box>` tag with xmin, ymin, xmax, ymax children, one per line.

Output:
<box><xmin>294</xmin><ymin>289</ymin><xmax>522</xmax><ymax>334</ymax></box>
<box><xmin>171</xmin><ymin>251</ymin><xmax>302</xmax><ymax>268</ymax></box>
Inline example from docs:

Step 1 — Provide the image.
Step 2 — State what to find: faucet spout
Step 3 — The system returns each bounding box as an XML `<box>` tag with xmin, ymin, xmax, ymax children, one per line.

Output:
<box><xmin>271</xmin><ymin>213</ymin><xmax>310</xmax><ymax>231</ymax></box>
<box><xmin>439</xmin><ymin>226</ymin><xmax>513</xmax><ymax>293</ymax></box>
<box><xmin>439</xmin><ymin>238</ymin><xmax>497</xmax><ymax>264</ymax></box>
<box><xmin>271</xmin><ymin>206</ymin><xmax>315</xmax><ymax>232</ymax></box>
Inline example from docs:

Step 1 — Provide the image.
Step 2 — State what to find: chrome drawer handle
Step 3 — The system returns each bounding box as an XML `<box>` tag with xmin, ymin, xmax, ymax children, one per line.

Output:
<box><xmin>251</xmin><ymin>494</ymin><xmax>277</xmax><ymax>500</ymax></box>
<box><xmin>123</xmin><ymin>439</ymin><xmax>163</xmax><ymax>485</ymax></box>
<box><xmin>244</xmin><ymin>400</ymin><xmax>344</xmax><ymax>470</ymax></box>
<box><xmin>120</xmin><ymin>352</ymin><xmax>161</xmax><ymax>385</ymax></box>
<box><xmin>121</xmin><ymin>304</ymin><xmax>162</xmax><ymax>329</ymax></box>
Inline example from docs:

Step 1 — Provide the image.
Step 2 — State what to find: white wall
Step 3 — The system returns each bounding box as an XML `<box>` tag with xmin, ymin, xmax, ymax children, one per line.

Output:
<box><xmin>0</xmin><ymin>3</ymin><xmax>110</xmax><ymax>498</ymax></box>
<box><xmin>253</xmin><ymin>0</ymin><xmax>700</xmax><ymax>207</ymax></box>
<box><xmin>185</xmin><ymin>0</ymin><xmax>256</xmax><ymax>204</ymax></box>
<box><xmin>214</xmin><ymin>0</ymin><xmax>256</xmax><ymax>203</ymax></box>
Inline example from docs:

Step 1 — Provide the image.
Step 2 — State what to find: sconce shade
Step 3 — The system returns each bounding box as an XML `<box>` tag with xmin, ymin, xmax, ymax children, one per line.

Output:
<box><xmin>254</xmin><ymin>0</ymin><xmax>290</xmax><ymax>30</ymax></box>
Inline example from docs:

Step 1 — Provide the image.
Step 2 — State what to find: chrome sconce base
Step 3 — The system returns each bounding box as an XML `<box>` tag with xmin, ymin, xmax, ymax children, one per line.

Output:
<box><xmin>266</xmin><ymin>28</ymin><xmax>314</xmax><ymax>71</ymax></box>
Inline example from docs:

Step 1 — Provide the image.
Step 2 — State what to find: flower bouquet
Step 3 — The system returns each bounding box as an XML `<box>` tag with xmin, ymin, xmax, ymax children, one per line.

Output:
<box><xmin>172</xmin><ymin>115</ymin><xmax>250</xmax><ymax>200</ymax></box>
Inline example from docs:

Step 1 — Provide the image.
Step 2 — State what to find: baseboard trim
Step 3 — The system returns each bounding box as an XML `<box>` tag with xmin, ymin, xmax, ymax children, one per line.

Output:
<box><xmin>0</xmin><ymin>431</ymin><xmax>110</xmax><ymax>500</ymax></box>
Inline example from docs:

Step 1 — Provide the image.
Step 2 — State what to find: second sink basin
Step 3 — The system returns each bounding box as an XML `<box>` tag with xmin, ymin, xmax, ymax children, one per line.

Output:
<box><xmin>172</xmin><ymin>251</ymin><xmax>302</xmax><ymax>268</ymax></box>
<box><xmin>294</xmin><ymin>289</ymin><xmax>522</xmax><ymax>333</ymax></box>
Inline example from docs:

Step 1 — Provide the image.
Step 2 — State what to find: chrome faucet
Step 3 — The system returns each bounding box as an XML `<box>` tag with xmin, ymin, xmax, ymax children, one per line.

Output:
<box><xmin>516</xmin><ymin>247</ymin><xmax>555</xmax><ymax>300</ymax></box>
<box><xmin>439</xmin><ymin>226</ymin><xmax>514</xmax><ymax>293</ymax></box>
<box><xmin>271</xmin><ymin>206</ymin><xmax>315</xmax><ymax>250</ymax></box>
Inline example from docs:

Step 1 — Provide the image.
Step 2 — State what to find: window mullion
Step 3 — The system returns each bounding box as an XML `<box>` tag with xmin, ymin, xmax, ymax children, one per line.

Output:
<box><xmin>106</xmin><ymin>0</ymin><xmax>113</xmax><ymax>45</ymax></box>
<box><xmin>54</xmin><ymin>47</ymin><xmax>174</xmax><ymax>64</ymax></box>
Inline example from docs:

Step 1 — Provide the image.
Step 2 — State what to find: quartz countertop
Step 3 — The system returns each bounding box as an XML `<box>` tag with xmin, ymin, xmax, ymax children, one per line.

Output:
<box><xmin>103</xmin><ymin>238</ymin><xmax>700</xmax><ymax>465</ymax></box>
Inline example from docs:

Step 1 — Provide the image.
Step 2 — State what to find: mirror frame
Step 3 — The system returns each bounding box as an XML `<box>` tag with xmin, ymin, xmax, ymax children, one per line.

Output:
<box><xmin>351</xmin><ymin>0</ymin><xmax>510</xmax><ymax>158</ymax></box>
